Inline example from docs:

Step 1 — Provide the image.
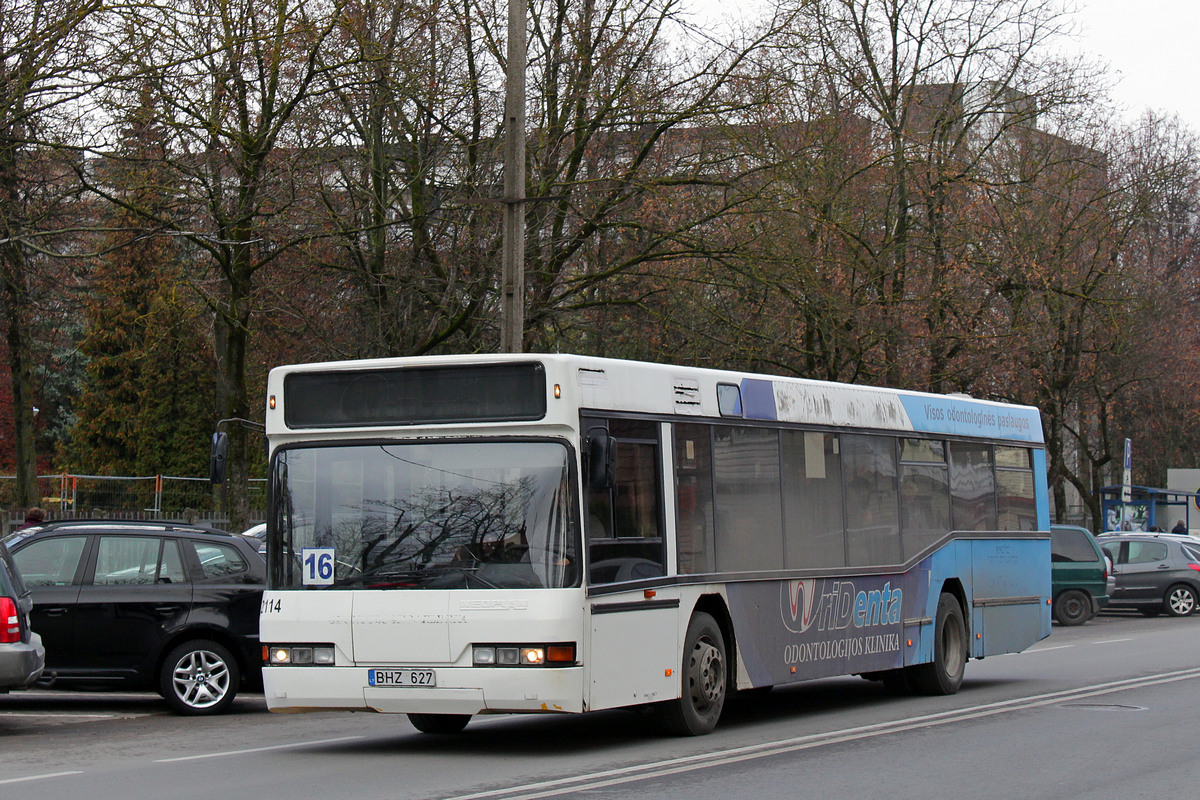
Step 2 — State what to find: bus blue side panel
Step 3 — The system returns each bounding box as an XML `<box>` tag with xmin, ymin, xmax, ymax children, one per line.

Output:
<box><xmin>896</xmin><ymin>395</ymin><xmax>1043</xmax><ymax>443</ymax></box>
<box><xmin>966</xmin><ymin>538</ymin><xmax>1052</xmax><ymax>656</ymax></box>
<box><xmin>726</xmin><ymin>571</ymin><xmax>919</xmax><ymax>686</ymax></box>
<box><xmin>1032</xmin><ymin>449</ymin><xmax>1051</xmax><ymax>530</ymax></box>
<box><xmin>724</xmin><ymin>537</ymin><xmax>1050</xmax><ymax>688</ymax></box>
<box><xmin>911</xmin><ymin>538</ymin><xmax>1050</xmax><ymax>661</ymax></box>
<box><xmin>740</xmin><ymin>379</ymin><xmax>778</xmax><ymax>421</ymax></box>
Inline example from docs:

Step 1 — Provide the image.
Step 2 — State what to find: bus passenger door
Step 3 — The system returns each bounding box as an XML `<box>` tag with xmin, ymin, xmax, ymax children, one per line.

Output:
<box><xmin>583</xmin><ymin>416</ymin><xmax>679</xmax><ymax>710</ymax></box>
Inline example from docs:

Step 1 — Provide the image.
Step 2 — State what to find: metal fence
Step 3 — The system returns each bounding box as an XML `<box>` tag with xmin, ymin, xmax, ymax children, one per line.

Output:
<box><xmin>1</xmin><ymin>473</ymin><xmax>265</xmax><ymax>531</ymax></box>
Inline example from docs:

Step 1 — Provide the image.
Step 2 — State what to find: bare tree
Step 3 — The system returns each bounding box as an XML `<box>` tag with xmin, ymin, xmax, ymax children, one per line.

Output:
<box><xmin>732</xmin><ymin>0</ymin><xmax>1081</xmax><ymax>386</ymax></box>
<box><xmin>95</xmin><ymin>0</ymin><xmax>345</xmax><ymax>529</ymax></box>
<box><xmin>296</xmin><ymin>0</ymin><xmax>503</xmax><ymax>358</ymax></box>
<box><xmin>290</xmin><ymin>0</ymin><xmax>790</xmax><ymax>359</ymax></box>
<box><xmin>517</xmin><ymin>0</ymin><xmax>790</xmax><ymax>351</ymax></box>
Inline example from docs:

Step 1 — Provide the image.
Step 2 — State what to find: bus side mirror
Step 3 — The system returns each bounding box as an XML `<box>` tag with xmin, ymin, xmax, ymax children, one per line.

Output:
<box><xmin>209</xmin><ymin>431</ymin><xmax>229</xmax><ymax>485</ymax></box>
<box><xmin>585</xmin><ymin>427</ymin><xmax>615</xmax><ymax>490</ymax></box>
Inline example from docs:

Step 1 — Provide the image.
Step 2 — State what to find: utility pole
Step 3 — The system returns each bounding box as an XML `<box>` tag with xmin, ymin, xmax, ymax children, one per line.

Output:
<box><xmin>500</xmin><ymin>0</ymin><xmax>527</xmax><ymax>353</ymax></box>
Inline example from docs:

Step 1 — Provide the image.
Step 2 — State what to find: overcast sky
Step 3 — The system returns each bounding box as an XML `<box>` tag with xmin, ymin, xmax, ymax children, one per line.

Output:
<box><xmin>1073</xmin><ymin>0</ymin><xmax>1200</xmax><ymax>130</ymax></box>
<box><xmin>693</xmin><ymin>0</ymin><xmax>1200</xmax><ymax>132</ymax></box>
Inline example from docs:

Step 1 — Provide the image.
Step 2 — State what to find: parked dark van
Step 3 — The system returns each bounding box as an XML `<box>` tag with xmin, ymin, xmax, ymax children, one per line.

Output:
<box><xmin>1050</xmin><ymin>524</ymin><xmax>1110</xmax><ymax>625</ymax></box>
<box><xmin>2</xmin><ymin>520</ymin><xmax>263</xmax><ymax>714</ymax></box>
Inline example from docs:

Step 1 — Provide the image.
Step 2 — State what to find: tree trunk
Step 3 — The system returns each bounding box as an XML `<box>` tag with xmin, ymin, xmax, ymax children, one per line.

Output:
<box><xmin>3</xmin><ymin>282</ymin><xmax>39</xmax><ymax>508</ymax></box>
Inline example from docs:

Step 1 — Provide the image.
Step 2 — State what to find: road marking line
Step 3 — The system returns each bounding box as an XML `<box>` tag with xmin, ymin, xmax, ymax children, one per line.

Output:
<box><xmin>0</xmin><ymin>771</ymin><xmax>84</xmax><ymax>785</ymax></box>
<box><xmin>439</xmin><ymin>667</ymin><xmax>1200</xmax><ymax>800</ymax></box>
<box><xmin>154</xmin><ymin>735</ymin><xmax>366</xmax><ymax>763</ymax></box>
<box><xmin>0</xmin><ymin>713</ymin><xmax>125</xmax><ymax>719</ymax></box>
<box><xmin>1026</xmin><ymin>645</ymin><xmax>1073</xmax><ymax>652</ymax></box>
<box><xmin>1093</xmin><ymin>638</ymin><xmax>1134</xmax><ymax>644</ymax></box>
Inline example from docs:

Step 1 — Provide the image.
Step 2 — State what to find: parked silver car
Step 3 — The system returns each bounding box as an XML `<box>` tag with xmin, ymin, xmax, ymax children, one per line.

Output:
<box><xmin>0</xmin><ymin>540</ymin><xmax>45</xmax><ymax>691</ymax></box>
<box><xmin>1097</xmin><ymin>532</ymin><xmax>1200</xmax><ymax>617</ymax></box>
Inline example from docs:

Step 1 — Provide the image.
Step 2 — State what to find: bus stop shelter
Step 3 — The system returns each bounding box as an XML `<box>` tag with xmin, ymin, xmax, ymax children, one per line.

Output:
<box><xmin>1100</xmin><ymin>485</ymin><xmax>1200</xmax><ymax>533</ymax></box>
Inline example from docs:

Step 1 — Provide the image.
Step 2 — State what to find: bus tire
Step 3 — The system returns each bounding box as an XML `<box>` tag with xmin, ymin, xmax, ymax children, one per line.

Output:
<box><xmin>408</xmin><ymin>713</ymin><xmax>471</xmax><ymax>734</ymax></box>
<box><xmin>909</xmin><ymin>593</ymin><xmax>966</xmax><ymax>696</ymax></box>
<box><xmin>661</xmin><ymin>612</ymin><xmax>727</xmax><ymax>736</ymax></box>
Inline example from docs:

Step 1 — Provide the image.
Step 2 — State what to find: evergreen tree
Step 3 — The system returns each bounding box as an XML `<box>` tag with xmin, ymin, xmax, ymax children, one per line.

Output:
<box><xmin>64</xmin><ymin>87</ymin><xmax>217</xmax><ymax>477</ymax></box>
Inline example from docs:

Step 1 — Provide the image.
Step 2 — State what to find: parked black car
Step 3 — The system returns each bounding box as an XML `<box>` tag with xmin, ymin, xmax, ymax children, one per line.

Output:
<box><xmin>0</xmin><ymin>540</ymin><xmax>45</xmax><ymax>692</ymax></box>
<box><xmin>1097</xmin><ymin>532</ymin><xmax>1200</xmax><ymax>617</ymax></box>
<box><xmin>1</xmin><ymin>520</ymin><xmax>264</xmax><ymax>714</ymax></box>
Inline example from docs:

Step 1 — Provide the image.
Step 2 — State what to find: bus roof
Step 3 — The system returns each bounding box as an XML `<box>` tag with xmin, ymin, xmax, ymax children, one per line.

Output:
<box><xmin>266</xmin><ymin>353</ymin><xmax>1044</xmax><ymax>444</ymax></box>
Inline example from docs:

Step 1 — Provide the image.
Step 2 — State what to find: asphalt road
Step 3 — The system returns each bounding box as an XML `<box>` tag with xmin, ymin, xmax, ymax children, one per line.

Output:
<box><xmin>3</xmin><ymin>610</ymin><xmax>1198</xmax><ymax>800</ymax></box>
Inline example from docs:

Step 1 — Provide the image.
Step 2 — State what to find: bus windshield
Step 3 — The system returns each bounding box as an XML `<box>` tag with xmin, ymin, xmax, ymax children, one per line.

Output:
<box><xmin>269</xmin><ymin>441</ymin><xmax>579</xmax><ymax>590</ymax></box>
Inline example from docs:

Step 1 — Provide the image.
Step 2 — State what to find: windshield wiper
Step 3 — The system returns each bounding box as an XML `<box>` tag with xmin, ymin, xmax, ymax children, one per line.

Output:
<box><xmin>326</xmin><ymin>563</ymin><xmax>498</xmax><ymax>590</ymax></box>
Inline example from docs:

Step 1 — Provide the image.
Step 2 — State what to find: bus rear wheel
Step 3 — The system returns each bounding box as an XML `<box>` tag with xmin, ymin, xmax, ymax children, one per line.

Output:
<box><xmin>909</xmin><ymin>593</ymin><xmax>966</xmax><ymax>696</ymax></box>
<box><xmin>407</xmin><ymin>713</ymin><xmax>471</xmax><ymax>734</ymax></box>
<box><xmin>661</xmin><ymin>612</ymin><xmax>727</xmax><ymax>736</ymax></box>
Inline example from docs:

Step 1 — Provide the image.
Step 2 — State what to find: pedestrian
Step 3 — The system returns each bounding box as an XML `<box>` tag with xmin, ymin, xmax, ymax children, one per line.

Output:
<box><xmin>17</xmin><ymin>507</ymin><xmax>45</xmax><ymax>530</ymax></box>
<box><xmin>1172</xmin><ymin>519</ymin><xmax>1188</xmax><ymax>535</ymax></box>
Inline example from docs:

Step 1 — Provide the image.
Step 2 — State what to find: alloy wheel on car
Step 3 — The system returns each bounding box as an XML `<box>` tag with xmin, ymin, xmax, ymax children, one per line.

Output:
<box><xmin>160</xmin><ymin>640</ymin><xmax>241</xmax><ymax>715</ymax></box>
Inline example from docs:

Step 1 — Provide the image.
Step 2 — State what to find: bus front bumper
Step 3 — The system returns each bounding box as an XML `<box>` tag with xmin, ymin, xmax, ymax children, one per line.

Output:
<box><xmin>263</xmin><ymin>665</ymin><xmax>585</xmax><ymax>715</ymax></box>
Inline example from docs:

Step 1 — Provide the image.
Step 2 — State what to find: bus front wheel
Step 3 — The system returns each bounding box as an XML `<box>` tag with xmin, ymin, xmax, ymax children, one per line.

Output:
<box><xmin>661</xmin><ymin>612</ymin><xmax>727</xmax><ymax>736</ymax></box>
<box><xmin>408</xmin><ymin>713</ymin><xmax>471</xmax><ymax>734</ymax></box>
<box><xmin>909</xmin><ymin>593</ymin><xmax>966</xmax><ymax>696</ymax></box>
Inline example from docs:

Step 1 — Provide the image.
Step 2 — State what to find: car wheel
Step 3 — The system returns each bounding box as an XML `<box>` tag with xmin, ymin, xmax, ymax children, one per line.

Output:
<box><xmin>1053</xmin><ymin>589</ymin><xmax>1092</xmax><ymax>626</ymax></box>
<box><xmin>660</xmin><ymin>612</ymin><xmax>727</xmax><ymax>735</ymax></box>
<box><xmin>160</xmin><ymin>639</ymin><xmax>240</xmax><ymax>715</ymax></box>
<box><xmin>1164</xmin><ymin>584</ymin><xmax>1198</xmax><ymax>617</ymax></box>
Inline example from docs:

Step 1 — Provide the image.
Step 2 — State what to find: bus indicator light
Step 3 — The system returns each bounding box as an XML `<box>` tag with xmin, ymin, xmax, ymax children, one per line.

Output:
<box><xmin>547</xmin><ymin>645</ymin><xmax>575</xmax><ymax>663</ymax></box>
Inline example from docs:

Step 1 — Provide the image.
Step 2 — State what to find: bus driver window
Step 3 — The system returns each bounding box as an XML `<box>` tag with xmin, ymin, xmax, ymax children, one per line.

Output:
<box><xmin>585</xmin><ymin>418</ymin><xmax>665</xmax><ymax>584</ymax></box>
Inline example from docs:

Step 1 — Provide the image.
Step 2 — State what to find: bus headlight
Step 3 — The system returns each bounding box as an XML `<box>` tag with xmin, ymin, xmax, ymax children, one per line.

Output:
<box><xmin>266</xmin><ymin>645</ymin><xmax>336</xmax><ymax>665</ymax></box>
<box><xmin>473</xmin><ymin>643</ymin><xmax>575</xmax><ymax>666</ymax></box>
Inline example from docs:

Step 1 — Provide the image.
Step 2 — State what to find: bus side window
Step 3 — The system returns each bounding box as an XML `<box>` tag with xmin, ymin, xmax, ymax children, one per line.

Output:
<box><xmin>586</xmin><ymin>418</ymin><xmax>665</xmax><ymax>584</ymax></box>
<box><xmin>675</xmin><ymin>422</ymin><xmax>715</xmax><ymax>575</ymax></box>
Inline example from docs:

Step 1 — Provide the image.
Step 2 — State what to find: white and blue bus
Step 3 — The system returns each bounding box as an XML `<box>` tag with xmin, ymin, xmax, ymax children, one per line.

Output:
<box><xmin>258</xmin><ymin>354</ymin><xmax>1050</xmax><ymax>735</ymax></box>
